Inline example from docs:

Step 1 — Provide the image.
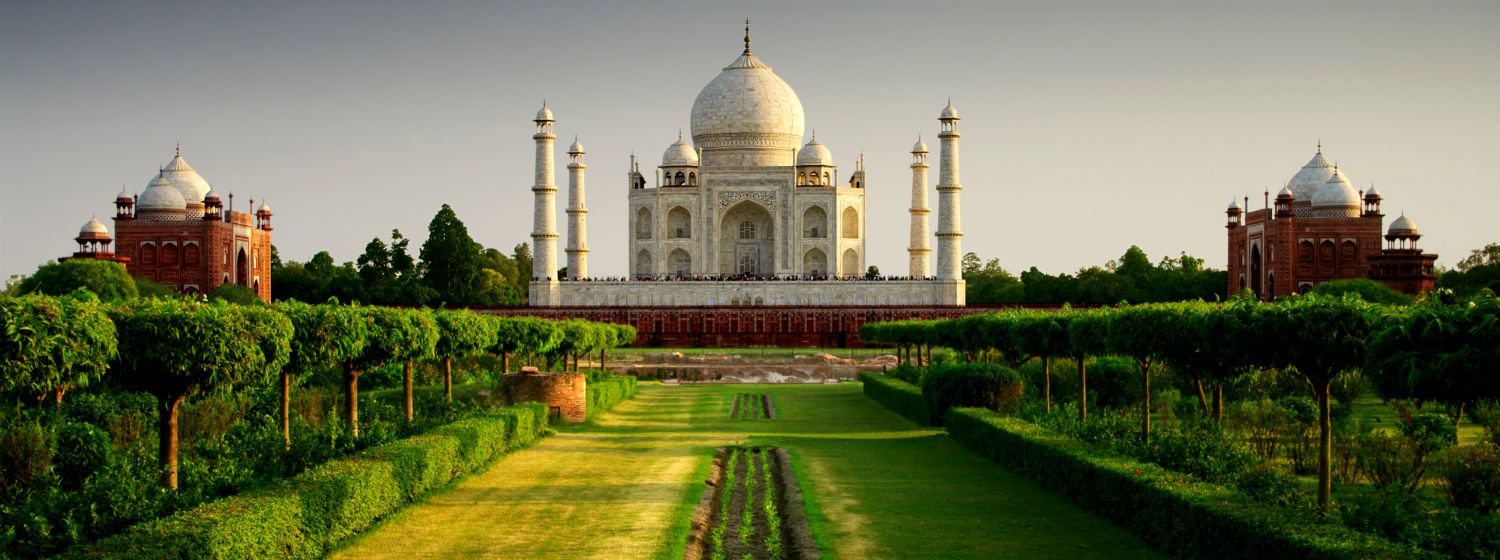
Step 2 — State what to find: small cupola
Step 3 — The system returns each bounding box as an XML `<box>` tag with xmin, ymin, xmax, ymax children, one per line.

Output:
<box><xmin>1385</xmin><ymin>213</ymin><xmax>1420</xmax><ymax>250</ymax></box>
<box><xmin>115</xmin><ymin>186</ymin><xmax>136</xmax><ymax>219</ymax></box>
<box><xmin>1226</xmin><ymin>198</ymin><xmax>1243</xmax><ymax>228</ymax></box>
<box><xmin>1363</xmin><ymin>185</ymin><xmax>1382</xmax><ymax>216</ymax></box>
<box><xmin>74</xmin><ymin>217</ymin><xmax>113</xmax><ymax>257</ymax></box>
<box><xmin>1274</xmin><ymin>185</ymin><xmax>1294</xmax><ymax>218</ymax></box>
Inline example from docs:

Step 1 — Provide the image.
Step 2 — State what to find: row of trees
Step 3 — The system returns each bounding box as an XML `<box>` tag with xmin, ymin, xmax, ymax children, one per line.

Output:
<box><xmin>272</xmin><ymin>204</ymin><xmax>532</xmax><ymax>306</ymax></box>
<box><xmin>1</xmin><ymin>294</ymin><xmax>634</xmax><ymax>488</ymax></box>
<box><xmin>962</xmin><ymin>246</ymin><xmax>1226</xmax><ymax>304</ymax></box>
<box><xmin>861</xmin><ymin>293</ymin><xmax>1500</xmax><ymax>510</ymax></box>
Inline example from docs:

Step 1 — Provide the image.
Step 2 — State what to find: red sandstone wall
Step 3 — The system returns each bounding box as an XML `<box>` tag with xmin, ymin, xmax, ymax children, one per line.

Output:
<box><xmin>505</xmin><ymin>372</ymin><xmax>586</xmax><ymax>423</ymax></box>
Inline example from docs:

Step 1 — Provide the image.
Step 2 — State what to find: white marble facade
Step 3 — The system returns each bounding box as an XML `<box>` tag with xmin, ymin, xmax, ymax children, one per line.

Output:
<box><xmin>528</xmin><ymin>26</ymin><xmax>964</xmax><ymax>307</ymax></box>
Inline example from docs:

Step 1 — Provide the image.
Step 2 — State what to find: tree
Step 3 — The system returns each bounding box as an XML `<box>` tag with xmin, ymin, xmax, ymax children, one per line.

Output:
<box><xmin>1311</xmin><ymin>278</ymin><xmax>1413</xmax><ymax>306</ymax></box>
<box><xmin>433</xmin><ymin>309</ymin><xmax>497</xmax><ymax>402</ymax></box>
<box><xmin>357</xmin><ymin>237</ymin><xmax>394</xmax><ymax>284</ymax></box>
<box><xmin>1106</xmin><ymin>303</ymin><xmax>1180</xmax><ymax>443</ymax></box>
<box><xmin>1013</xmin><ymin>310</ymin><xmax>1069</xmax><ymax>413</ymax></box>
<box><xmin>278</xmin><ymin>301</ymin><xmax>367</xmax><ymax>446</ymax></box>
<box><xmin>1366</xmin><ymin>295</ymin><xmax>1500</xmax><ymax>432</ymax></box>
<box><xmin>110</xmin><ymin>300</ymin><xmax>291</xmax><ymax>488</ymax></box>
<box><xmin>15</xmin><ymin>259</ymin><xmax>138</xmax><ymax>301</ymax></box>
<box><xmin>491</xmin><ymin>316</ymin><xmax>562</xmax><ymax>372</ymax></box>
<box><xmin>961</xmin><ymin>252</ymin><xmax>981</xmax><ymax>276</ymax></box>
<box><xmin>207</xmin><ymin>283</ymin><xmax>262</xmax><ymax>305</ymax></box>
<box><xmin>1066</xmin><ymin>308</ymin><xmax>1111</xmax><ymax>421</ymax></box>
<box><xmin>0</xmin><ymin>295</ymin><xmax>117</xmax><ymax>406</ymax></box>
<box><xmin>602</xmin><ymin>324</ymin><xmax>636</xmax><ymax>370</ymax></box>
<box><xmin>1437</xmin><ymin>243</ymin><xmax>1500</xmax><ymax>297</ymax></box>
<box><xmin>1256</xmin><ymin>294</ymin><xmax>1376</xmax><ymax>511</ymax></box>
<box><xmin>865</xmin><ymin>265</ymin><xmax>880</xmax><ymax>279</ymax></box>
<box><xmin>134</xmin><ymin>276</ymin><xmax>180</xmax><ymax>299</ymax></box>
<box><xmin>417</xmin><ymin>205</ymin><xmax>480</xmax><ymax>303</ymax></box>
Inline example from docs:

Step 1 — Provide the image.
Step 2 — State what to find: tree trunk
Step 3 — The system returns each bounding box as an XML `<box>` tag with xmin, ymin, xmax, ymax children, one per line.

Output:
<box><xmin>157</xmin><ymin>394</ymin><xmax>184</xmax><ymax>489</ymax></box>
<box><xmin>1043</xmin><ymin>356</ymin><xmax>1052</xmax><ymax>414</ymax></box>
<box><xmin>1077</xmin><ymin>353</ymin><xmax>1088</xmax><ymax>421</ymax></box>
<box><xmin>403</xmin><ymin>361</ymin><xmax>414</xmax><ymax>422</ymax></box>
<box><xmin>502</xmin><ymin>352</ymin><xmax>510</xmax><ymax>374</ymax></box>
<box><xmin>280</xmin><ymin>371</ymin><xmax>291</xmax><ymax>448</ymax></box>
<box><xmin>1213</xmin><ymin>382</ymin><xmax>1224</xmax><ymax>422</ymax></box>
<box><xmin>1139</xmin><ymin>358</ymin><xmax>1151</xmax><ymax>444</ymax></box>
<box><xmin>52</xmin><ymin>386</ymin><xmax>67</xmax><ymax>407</ymax></box>
<box><xmin>444</xmin><ymin>357</ymin><xmax>453</xmax><ymax>403</ymax></box>
<box><xmin>601</xmin><ymin>348</ymin><xmax>608</xmax><ymax>371</ymax></box>
<box><xmin>345</xmin><ymin>363</ymin><xmax>360</xmax><ymax>439</ymax></box>
<box><xmin>1194</xmin><ymin>378</ymin><xmax>1210</xmax><ymax>416</ymax></box>
<box><xmin>1315</xmin><ymin>380</ymin><xmax>1333</xmax><ymax>512</ymax></box>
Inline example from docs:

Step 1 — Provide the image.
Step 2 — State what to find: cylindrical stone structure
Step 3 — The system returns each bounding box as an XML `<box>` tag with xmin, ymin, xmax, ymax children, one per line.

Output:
<box><xmin>503</xmin><ymin>370</ymin><xmax>586</xmax><ymax>423</ymax></box>
<box><xmin>531</xmin><ymin>103</ymin><xmax>559</xmax><ymax>285</ymax></box>
<box><xmin>936</xmin><ymin>101</ymin><xmax>964</xmax><ymax>280</ymax></box>
<box><xmin>908</xmin><ymin>136</ymin><xmax>931</xmax><ymax>278</ymax></box>
<box><xmin>566</xmin><ymin>137</ymin><xmax>589</xmax><ymax>279</ymax></box>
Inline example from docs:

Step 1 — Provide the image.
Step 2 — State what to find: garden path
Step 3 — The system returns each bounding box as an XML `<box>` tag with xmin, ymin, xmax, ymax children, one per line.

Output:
<box><xmin>332</xmin><ymin>383</ymin><xmax>1166</xmax><ymax>560</ymax></box>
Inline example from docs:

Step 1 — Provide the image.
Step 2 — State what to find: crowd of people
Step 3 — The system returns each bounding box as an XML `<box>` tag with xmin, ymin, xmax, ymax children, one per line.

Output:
<box><xmin>541</xmin><ymin>274</ymin><xmax>940</xmax><ymax>282</ymax></box>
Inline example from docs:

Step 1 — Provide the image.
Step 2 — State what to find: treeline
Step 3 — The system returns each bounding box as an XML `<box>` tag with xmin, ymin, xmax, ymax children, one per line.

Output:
<box><xmin>0</xmin><ymin>293</ymin><xmax>634</xmax><ymax>556</ymax></box>
<box><xmin>963</xmin><ymin>246</ymin><xmax>1226</xmax><ymax>304</ymax></box>
<box><xmin>271</xmin><ymin>204</ymin><xmax>533</xmax><ymax>306</ymax></box>
<box><xmin>862</xmin><ymin>293</ymin><xmax>1500</xmax><ymax>511</ymax></box>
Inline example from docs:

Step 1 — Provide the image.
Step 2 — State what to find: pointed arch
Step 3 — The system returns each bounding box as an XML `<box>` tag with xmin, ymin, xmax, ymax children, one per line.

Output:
<box><xmin>842</xmin><ymin>248</ymin><xmax>859</xmax><ymax>275</ymax></box>
<box><xmin>803</xmin><ymin>248</ymin><xmax>827</xmax><ymax>276</ymax></box>
<box><xmin>635</xmin><ymin>207</ymin><xmax>653</xmax><ymax>239</ymax></box>
<box><xmin>803</xmin><ymin>206</ymin><xmax>827</xmax><ymax>238</ymax></box>
<box><xmin>635</xmin><ymin>249</ymin><xmax>653</xmax><ymax>276</ymax></box>
<box><xmin>669</xmin><ymin>248</ymin><xmax>691</xmax><ymax>277</ymax></box>
<box><xmin>667</xmin><ymin>206</ymin><xmax>692</xmax><ymax>238</ymax></box>
<box><xmin>841</xmin><ymin>207</ymin><xmax>859</xmax><ymax>238</ymax></box>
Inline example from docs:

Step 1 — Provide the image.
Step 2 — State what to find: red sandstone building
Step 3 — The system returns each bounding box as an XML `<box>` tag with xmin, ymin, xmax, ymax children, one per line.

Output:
<box><xmin>1225</xmin><ymin>144</ymin><xmax>1435</xmax><ymax>300</ymax></box>
<box><xmin>66</xmin><ymin>148</ymin><xmax>273</xmax><ymax>301</ymax></box>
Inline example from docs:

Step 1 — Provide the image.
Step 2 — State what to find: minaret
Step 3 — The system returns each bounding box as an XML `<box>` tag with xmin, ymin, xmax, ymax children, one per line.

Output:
<box><xmin>530</xmin><ymin>102</ymin><xmax>559</xmax><ymax>291</ymax></box>
<box><xmin>935</xmin><ymin>101</ymin><xmax>964</xmax><ymax>281</ymax></box>
<box><xmin>566</xmin><ymin>137</ymin><xmax>589</xmax><ymax>280</ymax></box>
<box><xmin>908</xmin><ymin>136</ymin><xmax>931</xmax><ymax>278</ymax></box>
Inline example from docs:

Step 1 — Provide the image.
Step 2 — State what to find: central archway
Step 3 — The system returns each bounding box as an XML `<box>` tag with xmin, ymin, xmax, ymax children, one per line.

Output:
<box><xmin>719</xmin><ymin>200</ymin><xmax>775</xmax><ymax>277</ymax></box>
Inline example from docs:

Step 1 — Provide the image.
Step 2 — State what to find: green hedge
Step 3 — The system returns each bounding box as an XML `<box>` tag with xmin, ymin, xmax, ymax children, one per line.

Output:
<box><xmin>585</xmin><ymin>375</ymin><xmax>638</xmax><ymax>419</ymax></box>
<box><xmin>59</xmin><ymin>403</ymin><xmax>549</xmax><ymax>560</ymax></box>
<box><xmin>944</xmin><ymin>408</ymin><xmax>1438</xmax><ymax>560</ymax></box>
<box><xmin>858</xmin><ymin>373</ymin><xmax>928</xmax><ymax>426</ymax></box>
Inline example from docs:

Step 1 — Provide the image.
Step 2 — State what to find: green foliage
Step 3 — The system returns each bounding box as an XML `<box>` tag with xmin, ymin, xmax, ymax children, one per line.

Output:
<box><xmin>858</xmin><ymin>373</ymin><xmax>928</xmax><ymax>426</ymax></box>
<box><xmin>1437</xmin><ymin>242</ymin><xmax>1500</xmax><ymax>297</ymax></box>
<box><xmin>278</xmin><ymin>302</ymin><xmax>368</xmax><ymax>381</ymax></box>
<box><xmin>0</xmin><ymin>294</ymin><xmax>118</xmax><ymax>403</ymax></box>
<box><xmin>965</xmin><ymin>246</ymin><xmax>1225</xmax><ymax>304</ymax></box>
<box><xmin>432</xmin><ymin>309</ymin><xmax>496</xmax><ymax>360</ymax></box>
<box><xmin>110</xmin><ymin>300</ymin><xmax>288</xmax><ymax>400</ymax></box>
<box><xmin>58</xmin><ymin>403</ymin><xmax>550</xmax><ymax>560</ymax></box>
<box><xmin>943</xmin><ymin>408</ymin><xmax>1436</xmax><ymax>560</ymax></box>
<box><xmin>14</xmin><ymin>260</ymin><xmax>138</xmax><ymax>301</ymax></box>
<box><xmin>206</xmin><ymin>283</ymin><xmax>263</xmax><ymax>305</ymax></box>
<box><xmin>1366</xmin><ymin>295</ymin><xmax>1500</xmax><ymax>409</ymax></box>
<box><xmin>420</xmin><ymin>204</ymin><xmax>482</xmax><ymax>304</ymax></box>
<box><xmin>133</xmin><ymin>276</ymin><xmax>180</xmax><ymax>299</ymax></box>
<box><xmin>1438</xmin><ymin>443</ymin><xmax>1500</xmax><ymax>513</ymax></box>
<box><xmin>585</xmin><ymin>373</ymin><xmax>638</xmax><ymax>419</ymax></box>
<box><xmin>490</xmin><ymin>316</ymin><xmax>563</xmax><ymax>364</ymax></box>
<box><xmin>1343</xmin><ymin>483</ymin><xmax>1500</xmax><ymax>560</ymax></box>
<box><xmin>355</xmin><ymin>307</ymin><xmax>439</xmax><ymax>370</ymax></box>
<box><xmin>1312</xmin><ymin>279</ymin><xmax>1414</xmax><ymax>306</ymax></box>
<box><xmin>920</xmin><ymin>362</ymin><xmax>1023</xmax><ymax>425</ymax></box>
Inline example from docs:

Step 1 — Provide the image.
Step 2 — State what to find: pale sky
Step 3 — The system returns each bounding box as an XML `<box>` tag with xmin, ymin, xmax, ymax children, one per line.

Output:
<box><xmin>2</xmin><ymin>0</ymin><xmax>1497</xmax><ymax>282</ymax></box>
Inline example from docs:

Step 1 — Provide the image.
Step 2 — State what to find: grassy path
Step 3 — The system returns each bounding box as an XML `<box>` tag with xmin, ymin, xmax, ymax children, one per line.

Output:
<box><xmin>332</xmin><ymin>383</ymin><xmax>1165</xmax><ymax>560</ymax></box>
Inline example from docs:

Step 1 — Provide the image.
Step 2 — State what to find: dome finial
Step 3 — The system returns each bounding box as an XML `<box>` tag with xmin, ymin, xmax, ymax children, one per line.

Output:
<box><xmin>678</xmin><ymin>129</ymin><xmax>683</xmax><ymax>140</ymax></box>
<box><xmin>175</xmin><ymin>141</ymin><xmax>180</xmax><ymax>157</ymax></box>
<box><xmin>743</xmin><ymin>18</ymin><xmax>751</xmax><ymax>54</ymax></box>
<box><xmin>1317</xmin><ymin>139</ymin><xmax>1321</xmax><ymax>154</ymax></box>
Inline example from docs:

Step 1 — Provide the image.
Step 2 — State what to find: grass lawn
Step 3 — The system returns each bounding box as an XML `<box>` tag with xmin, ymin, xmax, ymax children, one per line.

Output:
<box><xmin>332</xmin><ymin>382</ymin><xmax>1165</xmax><ymax>560</ymax></box>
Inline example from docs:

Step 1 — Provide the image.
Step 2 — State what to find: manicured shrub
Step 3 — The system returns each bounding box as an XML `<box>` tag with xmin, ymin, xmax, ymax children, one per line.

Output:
<box><xmin>921</xmin><ymin>362</ymin><xmax>1022</xmax><ymax>425</ymax></box>
<box><xmin>944</xmin><ymin>407</ymin><xmax>1435</xmax><ymax>560</ymax></box>
<box><xmin>886</xmin><ymin>363</ymin><xmax>922</xmax><ymax>385</ymax></box>
<box><xmin>52</xmin><ymin>421</ymin><xmax>113</xmax><ymax>488</ymax></box>
<box><xmin>858</xmin><ymin>373</ymin><xmax>928</xmax><ymax>426</ymax></box>
<box><xmin>584</xmin><ymin>372</ymin><xmax>637</xmax><ymax>419</ymax></box>
<box><xmin>58</xmin><ymin>404</ymin><xmax>551</xmax><ymax>560</ymax></box>
<box><xmin>1438</xmin><ymin>443</ymin><xmax>1500</xmax><ymax>513</ymax></box>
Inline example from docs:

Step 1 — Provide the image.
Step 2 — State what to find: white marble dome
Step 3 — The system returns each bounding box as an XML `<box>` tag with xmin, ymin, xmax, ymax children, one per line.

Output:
<box><xmin>1389</xmin><ymin>214</ymin><xmax>1419</xmax><ymax>236</ymax></box>
<box><xmin>116</xmin><ymin>186</ymin><xmax>134</xmax><ymax>202</ymax></box>
<box><xmin>79</xmin><ymin>217</ymin><xmax>108</xmax><ymax>236</ymax></box>
<box><xmin>690</xmin><ymin>49</ymin><xmax>804</xmax><ymax>149</ymax></box>
<box><xmin>661</xmin><ymin>134</ymin><xmax>698</xmax><ymax>166</ymax></box>
<box><xmin>1311</xmin><ymin>169</ymin><xmax>1361</xmax><ymax>217</ymax></box>
<box><xmin>1227</xmin><ymin>199</ymin><xmax>1242</xmax><ymax>211</ymax></box>
<box><xmin>1287</xmin><ymin>149</ymin><xmax>1336</xmax><ymax>201</ymax></box>
<box><xmin>1365</xmin><ymin>185</ymin><xmax>1381</xmax><ymax>198</ymax></box>
<box><xmin>912</xmin><ymin>137</ymin><xmax>928</xmax><ymax>153</ymax></box>
<box><xmin>569</xmin><ymin>138</ymin><xmax>585</xmax><ymax>154</ymax></box>
<box><xmin>1278</xmin><ymin>186</ymin><xmax>1294</xmax><ymax>198</ymax></box>
<box><xmin>259</xmin><ymin>201</ymin><xmax>272</xmax><ymax>214</ymax></box>
<box><xmin>535</xmin><ymin>103</ymin><xmax>553</xmax><ymax>121</ymax></box>
<box><xmin>797</xmin><ymin>137</ymin><xmax>833</xmax><ymax>166</ymax></box>
<box><xmin>158</xmin><ymin>154</ymin><xmax>211</xmax><ymax>207</ymax></box>
<box><xmin>137</xmin><ymin>175</ymin><xmax>187</xmax><ymax>212</ymax></box>
<box><xmin>940</xmin><ymin>101</ymin><xmax>959</xmax><ymax>120</ymax></box>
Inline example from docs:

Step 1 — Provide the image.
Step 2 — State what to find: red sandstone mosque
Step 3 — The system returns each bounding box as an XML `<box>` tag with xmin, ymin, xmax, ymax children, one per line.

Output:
<box><xmin>1225</xmin><ymin>143</ymin><xmax>1436</xmax><ymax>300</ymax></box>
<box><xmin>64</xmin><ymin>147</ymin><xmax>273</xmax><ymax>301</ymax></box>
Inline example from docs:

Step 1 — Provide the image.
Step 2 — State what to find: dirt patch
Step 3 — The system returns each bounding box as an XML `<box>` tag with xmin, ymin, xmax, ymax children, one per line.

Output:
<box><xmin>729</xmin><ymin>393</ymin><xmax>775</xmax><ymax>420</ymax></box>
<box><xmin>614</xmin><ymin>352</ymin><xmax>898</xmax><ymax>384</ymax></box>
<box><xmin>685</xmin><ymin>447</ymin><xmax>820</xmax><ymax>560</ymax></box>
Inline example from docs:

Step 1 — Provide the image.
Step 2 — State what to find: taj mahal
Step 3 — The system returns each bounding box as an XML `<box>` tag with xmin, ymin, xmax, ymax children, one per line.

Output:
<box><xmin>526</xmin><ymin>23</ymin><xmax>966</xmax><ymax>307</ymax></box>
